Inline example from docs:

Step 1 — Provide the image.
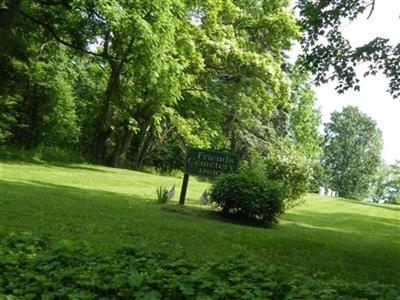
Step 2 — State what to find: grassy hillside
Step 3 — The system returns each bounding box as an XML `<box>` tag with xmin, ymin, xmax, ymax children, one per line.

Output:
<box><xmin>1</xmin><ymin>159</ymin><xmax>399</xmax><ymax>286</ymax></box>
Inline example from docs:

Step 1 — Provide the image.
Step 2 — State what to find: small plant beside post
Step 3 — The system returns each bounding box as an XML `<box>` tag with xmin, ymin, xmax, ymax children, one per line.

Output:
<box><xmin>156</xmin><ymin>187</ymin><xmax>169</xmax><ymax>204</ymax></box>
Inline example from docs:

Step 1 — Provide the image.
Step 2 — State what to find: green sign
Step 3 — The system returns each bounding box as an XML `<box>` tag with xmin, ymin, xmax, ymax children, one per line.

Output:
<box><xmin>184</xmin><ymin>148</ymin><xmax>239</xmax><ymax>177</ymax></box>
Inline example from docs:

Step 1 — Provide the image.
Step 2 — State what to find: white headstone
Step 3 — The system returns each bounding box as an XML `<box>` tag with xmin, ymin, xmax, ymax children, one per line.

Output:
<box><xmin>326</xmin><ymin>188</ymin><xmax>332</xmax><ymax>197</ymax></box>
<box><xmin>319</xmin><ymin>186</ymin><xmax>325</xmax><ymax>195</ymax></box>
<box><xmin>167</xmin><ymin>185</ymin><xmax>176</xmax><ymax>200</ymax></box>
<box><xmin>199</xmin><ymin>190</ymin><xmax>208</xmax><ymax>205</ymax></box>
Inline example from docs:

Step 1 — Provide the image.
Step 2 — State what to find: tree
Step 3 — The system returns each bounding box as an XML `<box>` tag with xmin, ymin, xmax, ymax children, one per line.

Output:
<box><xmin>137</xmin><ymin>0</ymin><xmax>301</xmax><ymax>169</ymax></box>
<box><xmin>0</xmin><ymin>3</ymin><xmax>79</xmax><ymax>148</ymax></box>
<box><xmin>286</xmin><ymin>66</ymin><xmax>322</xmax><ymax>157</ymax></box>
<box><xmin>296</xmin><ymin>0</ymin><xmax>400</xmax><ymax>99</ymax></box>
<box><xmin>286</xmin><ymin>66</ymin><xmax>323</xmax><ymax>192</ymax></box>
<box><xmin>1</xmin><ymin>0</ymin><xmax>199</xmax><ymax>167</ymax></box>
<box><xmin>385</xmin><ymin>161</ymin><xmax>400</xmax><ymax>204</ymax></box>
<box><xmin>323</xmin><ymin>106</ymin><xmax>382</xmax><ymax>200</ymax></box>
<box><xmin>1</xmin><ymin>0</ymin><xmax>322</xmax><ymax>176</ymax></box>
<box><xmin>369</xmin><ymin>161</ymin><xmax>391</xmax><ymax>203</ymax></box>
<box><xmin>371</xmin><ymin>161</ymin><xmax>400</xmax><ymax>204</ymax></box>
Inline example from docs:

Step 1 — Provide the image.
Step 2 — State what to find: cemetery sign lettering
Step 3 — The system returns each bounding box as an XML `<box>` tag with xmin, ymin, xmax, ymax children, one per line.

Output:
<box><xmin>184</xmin><ymin>148</ymin><xmax>239</xmax><ymax>177</ymax></box>
<box><xmin>179</xmin><ymin>148</ymin><xmax>239</xmax><ymax>205</ymax></box>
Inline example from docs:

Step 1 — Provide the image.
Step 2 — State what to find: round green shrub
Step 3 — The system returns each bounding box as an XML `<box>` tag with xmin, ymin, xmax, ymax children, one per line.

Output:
<box><xmin>210</xmin><ymin>167</ymin><xmax>284</xmax><ymax>226</ymax></box>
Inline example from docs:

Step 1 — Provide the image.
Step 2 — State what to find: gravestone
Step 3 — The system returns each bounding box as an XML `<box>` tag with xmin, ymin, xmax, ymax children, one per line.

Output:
<box><xmin>319</xmin><ymin>186</ymin><xmax>325</xmax><ymax>195</ymax></box>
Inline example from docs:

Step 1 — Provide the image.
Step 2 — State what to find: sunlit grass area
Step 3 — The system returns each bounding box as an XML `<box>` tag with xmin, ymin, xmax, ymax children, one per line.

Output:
<box><xmin>1</xmin><ymin>160</ymin><xmax>399</xmax><ymax>286</ymax></box>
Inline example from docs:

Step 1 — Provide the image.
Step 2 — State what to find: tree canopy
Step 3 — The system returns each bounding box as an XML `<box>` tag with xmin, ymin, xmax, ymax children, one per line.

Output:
<box><xmin>371</xmin><ymin>161</ymin><xmax>400</xmax><ymax>204</ymax></box>
<box><xmin>323</xmin><ymin>106</ymin><xmax>383</xmax><ymax>200</ymax></box>
<box><xmin>1</xmin><ymin>0</ymin><xmax>323</xmax><ymax>172</ymax></box>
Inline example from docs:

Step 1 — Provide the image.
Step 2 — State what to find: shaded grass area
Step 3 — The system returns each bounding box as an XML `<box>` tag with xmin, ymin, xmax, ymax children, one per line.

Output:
<box><xmin>0</xmin><ymin>160</ymin><xmax>399</xmax><ymax>286</ymax></box>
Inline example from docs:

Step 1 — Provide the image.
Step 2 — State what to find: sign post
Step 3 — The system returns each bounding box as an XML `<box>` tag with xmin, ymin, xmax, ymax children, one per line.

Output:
<box><xmin>179</xmin><ymin>173</ymin><xmax>190</xmax><ymax>205</ymax></box>
<box><xmin>179</xmin><ymin>148</ymin><xmax>239</xmax><ymax>205</ymax></box>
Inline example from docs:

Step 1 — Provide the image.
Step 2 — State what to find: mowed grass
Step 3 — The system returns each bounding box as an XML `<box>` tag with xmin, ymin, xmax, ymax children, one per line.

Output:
<box><xmin>1</xmin><ymin>160</ymin><xmax>399</xmax><ymax>286</ymax></box>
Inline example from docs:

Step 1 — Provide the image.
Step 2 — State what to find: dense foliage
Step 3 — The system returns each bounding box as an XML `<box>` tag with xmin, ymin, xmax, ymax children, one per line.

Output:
<box><xmin>1</xmin><ymin>232</ymin><xmax>399</xmax><ymax>299</ymax></box>
<box><xmin>323</xmin><ymin>106</ymin><xmax>383</xmax><ymax>200</ymax></box>
<box><xmin>210</xmin><ymin>166</ymin><xmax>284</xmax><ymax>226</ymax></box>
<box><xmin>259</xmin><ymin>143</ymin><xmax>314</xmax><ymax>208</ymax></box>
<box><xmin>0</xmin><ymin>0</ymin><xmax>323</xmax><ymax>174</ymax></box>
<box><xmin>370</xmin><ymin>161</ymin><xmax>400</xmax><ymax>204</ymax></box>
<box><xmin>385</xmin><ymin>161</ymin><xmax>400</xmax><ymax>204</ymax></box>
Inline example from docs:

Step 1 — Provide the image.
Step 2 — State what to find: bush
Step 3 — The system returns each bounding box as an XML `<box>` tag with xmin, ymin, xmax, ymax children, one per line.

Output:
<box><xmin>263</xmin><ymin>155</ymin><xmax>310</xmax><ymax>209</ymax></box>
<box><xmin>248</xmin><ymin>147</ymin><xmax>312</xmax><ymax>209</ymax></box>
<box><xmin>210</xmin><ymin>167</ymin><xmax>284</xmax><ymax>226</ymax></box>
<box><xmin>1</xmin><ymin>232</ymin><xmax>399</xmax><ymax>299</ymax></box>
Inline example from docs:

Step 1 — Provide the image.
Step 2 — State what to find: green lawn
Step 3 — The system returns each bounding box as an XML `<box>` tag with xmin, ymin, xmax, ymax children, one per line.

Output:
<box><xmin>1</xmin><ymin>160</ymin><xmax>399</xmax><ymax>286</ymax></box>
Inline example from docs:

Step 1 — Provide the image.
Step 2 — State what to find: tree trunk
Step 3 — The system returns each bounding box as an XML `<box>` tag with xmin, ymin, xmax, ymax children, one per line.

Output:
<box><xmin>113</xmin><ymin>129</ymin><xmax>134</xmax><ymax>168</ymax></box>
<box><xmin>112</xmin><ymin>131</ymin><xmax>123</xmax><ymax>167</ymax></box>
<box><xmin>93</xmin><ymin>36</ymin><xmax>134</xmax><ymax>164</ymax></box>
<box><xmin>134</xmin><ymin>125</ymin><xmax>154</xmax><ymax>170</ymax></box>
<box><xmin>230</xmin><ymin>131</ymin><xmax>238</xmax><ymax>154</ymax></box>
<box><xmin>93</xmin><ymin>61</ymin><xmax>121</xmax><ymax>162</ymax></box>
<box><xmin>94</xmin><ymin>129</ymin><xmax>112</xmax><ymax>163</ymax></box>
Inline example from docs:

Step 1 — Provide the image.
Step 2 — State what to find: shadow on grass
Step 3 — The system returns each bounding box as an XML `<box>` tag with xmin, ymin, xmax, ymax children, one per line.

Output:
<box><xmin>0</xmin><ymin>178</ymin><xmax>218</xmax><ymax>225</ymax></box>
<box><xmin>276</xmin><ymin>222</ymin><xmax>400</xmax><ymax>286</ymax></box>
<box><xmin>0</xmin><ymin>178</ymin><xmax>246</xmax><ymax>255</ymax></box>
<box><xmin>159</xmin><ymin>205</ymin><xmax>273</xmax><ymax>229</ymax></box>
<box><xmin>283</xmin><ymin>210</ymin><xmax>399</xmax><ymax>237</ymax></box>
<box><xmin>0</xmin><ymin>158</ymin><xmax>112</xmax><ymax>173</ymax></box>
<box><xmin>2</xmin><ymin>178</ymin><xmax>398</xmax><ymax>234</ymax></box>
<box><xmin>1</xmin><ymin>179</ymin><xmax>399</xmax><ymax>286</ymax></box>
<box><xmin>336</xmin><ymin>198</ymin><xmax>400</xmax><ymax>212</ymax></box>
<box><xmin>1</xmin><ymin>178</ymin><xmax>279</xmax><ymax>234</ymax></box>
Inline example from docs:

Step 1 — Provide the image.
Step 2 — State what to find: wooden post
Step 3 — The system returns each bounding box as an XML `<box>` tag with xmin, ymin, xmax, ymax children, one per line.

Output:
<box><xmin>179</xmin><ymin>173</ymin><xmax>189</xmax><ymax>205</ymax></box>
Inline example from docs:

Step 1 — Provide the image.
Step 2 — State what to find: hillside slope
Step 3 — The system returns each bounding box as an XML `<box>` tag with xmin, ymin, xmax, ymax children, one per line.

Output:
<box><xmin>1</xmin><ymin>160</ymin><xmax>399</xmax><ymax>286</ymax></box>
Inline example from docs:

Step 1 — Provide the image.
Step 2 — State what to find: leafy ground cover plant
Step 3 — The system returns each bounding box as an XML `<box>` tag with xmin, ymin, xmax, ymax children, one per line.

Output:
<box><xmin>0</xmin><ymin>232</ymin><xmax>398</xmax><ymax>299</ymax></box>
<box><xmin>210</xmin><ymin>166</ymin><xmax>285</xmax><ymax>226</ymax></box>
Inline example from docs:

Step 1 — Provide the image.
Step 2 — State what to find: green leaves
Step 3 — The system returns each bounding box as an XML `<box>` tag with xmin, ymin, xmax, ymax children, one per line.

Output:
<box><xmin>323</xmin><ymin>106</ymin><xmax>383</xmax><ymax>200</ymax></box>
<box><xmin>1</xmin><ymin>232</ymin><xmax>399</xmax><ymax>299</ymax></box>
<box><xmin>297</xmin><ymin>0</ymin><xmax>400</xmax><ymax>98</ymax></box>
<box><xmin>210</xmin><ymin>165</ymin><xmax>285</xmax><ymax>226</ymax></box>
<box><xmin>371</xmin><ymin>161</ymin><xmax>400</xmax><ymax>204</ymax></box>
<box><xmin>1</xmin><ymin>0</ymin><xmax>323</xmax><ymax>172</ymax></box>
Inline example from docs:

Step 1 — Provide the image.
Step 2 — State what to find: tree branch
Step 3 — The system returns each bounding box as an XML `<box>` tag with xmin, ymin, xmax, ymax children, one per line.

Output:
<box><xmin>36</xmin><ymin>0</ymin><xmax>72</xmax><ymax>9</ymax></box>
<box><xmin>181</xmin><ymin>87</ymin><xmax>209</xmax><ymax>93</ymax></box>
<box><xmin>20</xmin><ymin>10</ymin><xmax>117</xmax><ymax>61</ymax></box>
<box><xmin>367</xmin><ymin>0</ymin><xmax>375</xmax><ymax>19</ymax></box>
